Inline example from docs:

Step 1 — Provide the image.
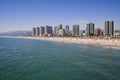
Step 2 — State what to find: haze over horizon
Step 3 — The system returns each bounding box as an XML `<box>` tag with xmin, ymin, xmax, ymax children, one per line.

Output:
<box><xmin>0</xmin><ymin>0</ymin><xmax>120</xmax><ymax>33</ymax></box>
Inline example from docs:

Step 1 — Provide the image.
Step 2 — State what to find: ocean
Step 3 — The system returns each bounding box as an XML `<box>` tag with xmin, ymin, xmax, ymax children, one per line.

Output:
<box><xmin>0</xmin><ymin>38</ymin><xmax>120</xmax><ymax>80</ymax></box>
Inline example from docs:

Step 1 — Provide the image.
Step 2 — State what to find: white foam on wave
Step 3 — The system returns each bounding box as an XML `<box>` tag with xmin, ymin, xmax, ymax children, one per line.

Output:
<box><xmin>111</xmin><ymin>46</ymin><xmax>120</xmax><ymax>49</ymax></box>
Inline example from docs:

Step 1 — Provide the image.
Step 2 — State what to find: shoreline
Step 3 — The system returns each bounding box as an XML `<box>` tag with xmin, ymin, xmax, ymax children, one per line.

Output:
<box><xmin>0</xmin><ymin>36</ymin><xmax>120</xmax><ymax>49</ymax></box>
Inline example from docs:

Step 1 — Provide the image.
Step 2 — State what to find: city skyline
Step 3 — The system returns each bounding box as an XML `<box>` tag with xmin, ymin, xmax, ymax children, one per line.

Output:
<box><xmin>0</xmin><ymin>0</ymin><xmax>120</xmax><ymax>33</ymax></box>
<box><xmin>32</xmin><ymin>21</ymin><xmax>114</xmax><ymax>37</ymax></box>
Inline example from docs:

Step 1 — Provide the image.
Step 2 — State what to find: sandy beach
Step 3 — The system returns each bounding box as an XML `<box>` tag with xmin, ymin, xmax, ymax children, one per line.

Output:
<box><xmin>0</xmin><ymin>36</ymin><xmax>120</xmax><ymax>48</ymax></box>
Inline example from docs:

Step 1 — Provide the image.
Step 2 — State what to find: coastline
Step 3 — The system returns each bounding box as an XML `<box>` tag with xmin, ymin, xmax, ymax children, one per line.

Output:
<box><xmin>0</xmin><ymin>36</ymin><xmax>120</xmax><ymax>49</ymax></box>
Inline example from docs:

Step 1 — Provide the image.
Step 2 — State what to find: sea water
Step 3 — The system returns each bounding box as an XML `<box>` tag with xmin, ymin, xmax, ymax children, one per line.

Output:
<box><xmin>0</xmin><ymin>38</ymin><xmax>120</xmax><ymax>80</ymax></box>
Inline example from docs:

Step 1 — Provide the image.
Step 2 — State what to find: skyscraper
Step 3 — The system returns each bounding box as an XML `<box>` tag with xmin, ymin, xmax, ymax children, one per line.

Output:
<box><xmin>65</xmin><ymin>25</ymin><xmax>69</xmax><ymax>36</ymax></box>
<box><xmin>86</xmin><ymin>23</ymin><xmax>95</xmax><ymax>36</ymax></box>
<box><xmin>104</xmin><ymin>21</ymin><xmax>114</xmax><ymax>36</ymax></box>
<box><xmin>36</xmin><ymin>27</ymin><xmax>40</xmax><ymax>36</ymax></box>
<box><xmin>40</xmin><ymin>26</ymin><xmax>45</xmax><ymax>36</ymax></box>
<box><xmin>104</xmin><ymin>21</ymin><xmax>109</xmax><ymax>36</ymax></box>
<box><xmin>54</xmin><ymin>26</ymin><xmax>57</xmax><ymax>36</ymax></box>
<box><xmin>95</xmin><ymin>28</ymin><xmax>101</xmax><ymax>36</ymax></box>
<box><xmin>56</xmin><ymin>24</ymin><xmax>63</xmax><ymax>36</ymax></box>
<box><xmin>72</xmin><ymin>24</ymin><xmax>80</xmax><ymax>36</ymax></box>
<box><xmin>109</xmin><ymin>21</ymin><xmax>114</xmax><ymax>36</ymax></box>
<box><xmin>45</xmin><ymin>25</ymin><xmax>53</xmax><ymax>35</ymax></box>
<box><xmin>58</xmin><ymin>29</ymin><xmax>65</xmax><ymax>36</ymax></box>
<box><xmin>58</xmin><ymin>24</ymin><xmax>63</xmax><ymax>30</ymax></box>
<box><xmin>32</xmin><ymin>27</ymin><xmax>36</xmax><ymax>36</ymax></box>
<box><xmin>86</xmin><ymin>25</ymin><xmax>89</xmax><ymax>36</ymax></box>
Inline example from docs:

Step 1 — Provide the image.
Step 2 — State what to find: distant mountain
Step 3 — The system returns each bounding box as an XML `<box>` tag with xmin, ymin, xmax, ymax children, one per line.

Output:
<box><xmin>0</xmin><ymin>31</ymin><xmax>32</xmax><ymax>36</ymax></box>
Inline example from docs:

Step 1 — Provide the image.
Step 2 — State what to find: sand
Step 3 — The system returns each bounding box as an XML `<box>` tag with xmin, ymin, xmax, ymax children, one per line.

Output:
<box><xmin>1</xmin><ymin>36</ymin><xmax>120</xmax><ymax>48</ymax></box>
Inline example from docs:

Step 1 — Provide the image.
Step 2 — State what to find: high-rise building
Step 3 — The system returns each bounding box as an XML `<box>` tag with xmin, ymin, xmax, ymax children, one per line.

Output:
<box><xmin>40</xmin><ymin>26</ymin><xmax>45</xmax><ymax>36</ymax></box>
<box><xmin>72</xmin><ymin>24</ymin><xmax>80</xmax><ymax>36</ymax></box>
<box><xmin>58</xmin><ymin>29</ymin><xmax>65</xmax><ymax>36</ymax></box>
<box><xmin>65</xmin><ymin>25</ymin><xmax>69</xmax><ymax>36</ymax></box>
<box><xmin>45</xmin><ymin>25</ymin><xmax>53</xmax><ymax>35</ymax></box>
<box><xmin>36</xmin><ymin>27</ymin><xmax>40</xmax><ymax>36</ymax></box>
<box><xmin>95</xmin><ymin>28</ymin><xmax>101</xmax><ymax>36</ymax></box>
<box><xmin>86</xmin><ymin>26</ymin><xmax>89</xmax><ymax>36</ymax></box>
<box><xmin>86</xmin><ymin>23</ymin><xmax>95</xmax><ymax>36</ymax></box>
<box><xmin>54</xmin><ymin>26</ymin><xmax>57</xmax><ymax>36</ymax></box>
<box><xmin>58</xmin><ymin>24</ymin><xmax>63</xmax><ymax>30</ymax></box>
<box><xmin>104</xmin><ymin>21</ymin><xmax>114</xmax><ymax>36</ymax></box>
<box><xmin>104</xmin><ymin>21</ymin><xmax>109</xmax><ymax>36</ymax></box>
<box><xmin>56</xmin><ymin>24</ymin><xmax>63</xmax><ymax>36</ymax></box>
<box><xmin>32</xmin><ymin>27</ymin><xmax>36</xmax><ymax>36</ymax></box>
<box><xmin>109</xmin><ymin>21</ymin><xmax>114</xmax><ymax>36</ymax></box>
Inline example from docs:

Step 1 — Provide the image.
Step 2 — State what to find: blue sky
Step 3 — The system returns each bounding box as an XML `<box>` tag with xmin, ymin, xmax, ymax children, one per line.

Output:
<box><xmin>0</xmin><ymin>0</ymin><xmax>120</xmax><ymax>32</ymax></box>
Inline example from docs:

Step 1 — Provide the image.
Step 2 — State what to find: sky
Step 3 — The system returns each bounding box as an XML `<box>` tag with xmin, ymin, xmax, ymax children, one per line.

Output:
<box><xmin>0</xmin><ymin>0</ymin><xmax>120</xmax><ymax>33</ymax></box>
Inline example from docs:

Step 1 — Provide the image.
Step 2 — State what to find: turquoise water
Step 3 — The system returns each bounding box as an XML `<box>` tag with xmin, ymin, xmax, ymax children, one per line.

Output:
<box><xmin>0</xmin><ymin>38</ymin><xmax>120</xmax><ymax>80</ymax></box>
